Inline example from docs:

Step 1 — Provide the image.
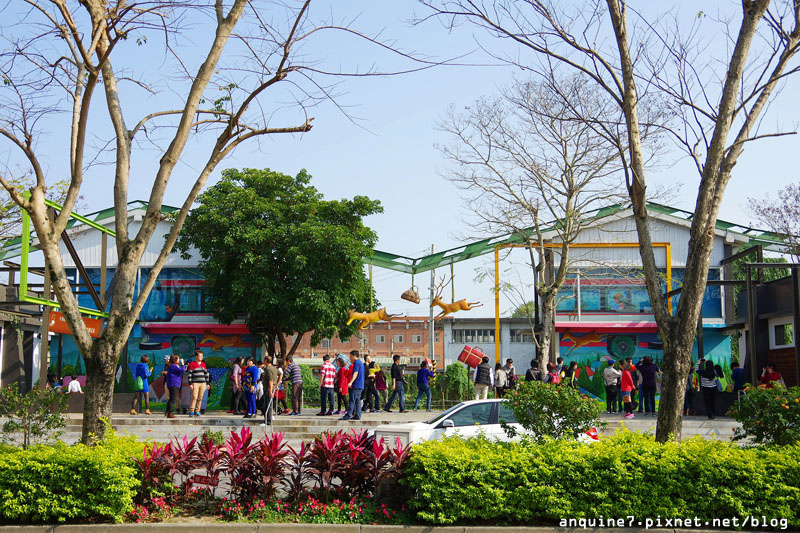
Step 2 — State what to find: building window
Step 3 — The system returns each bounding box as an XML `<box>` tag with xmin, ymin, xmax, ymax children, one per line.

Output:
<box><xmin>452</xmin><ymin>329</ymin><xmax>495</xmax><ymax>344</ymax></box>
<box><xmin>375</xmin><ymin>335</ymin><xmax>386</xmax><ymax>344</ymax></box>
<box><xmin>770</xmin><ymin>320</ymin><xmax>795</xmax><ymax>349</ymax></box>
<box><xmin>435</xmin><ymin>332</ymin><xmax>440</xmax><ymax>343</ymax></box>
<box><xmin>320</xmin><ymin>339</ymin><xmax>330</xmax><ymax>348</ymax></box>
<box><xmin>393</xmin><ymin>334</ymin><xmax>404</xmax><ymax>343</ymax></box>
<box><xmin>510</xmin><ymin>329</ymin><xmax>534</xmax><ymax>343</ymax></box>
<box><xmin>411</xmin><ymin>334</ymin><xmax>422</xmax><ymax>343</ymax></box>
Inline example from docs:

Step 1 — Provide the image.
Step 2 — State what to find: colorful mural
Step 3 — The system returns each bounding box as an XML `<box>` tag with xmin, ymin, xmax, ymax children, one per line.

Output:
<box><xmin>555</xmin><ymin>328</ymin><xmax>732</xmax><ymax>403</ymax></box>
<box><xmin>50</xmin><ymin>267</ymin><xmax>255</xmax><ymax>411</ymax></box>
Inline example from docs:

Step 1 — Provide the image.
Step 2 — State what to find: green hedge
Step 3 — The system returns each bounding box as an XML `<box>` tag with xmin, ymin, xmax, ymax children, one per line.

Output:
<box><xmin>403</xmin><ymin>432</ymin><xmax>800</xmax><ymax>526</ymax></box>
<box><xmin>0</xmin><ymin>435</ymin><xmax>141</xmax><ymax>523</ymax></box>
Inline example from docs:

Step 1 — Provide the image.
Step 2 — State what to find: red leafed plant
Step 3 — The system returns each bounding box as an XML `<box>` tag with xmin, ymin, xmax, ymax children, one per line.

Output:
<box><xmin>221</xmin><ymin>427</ymin><xmax>255</xmax><ymax>503</ymax></box>
<box><xmin>250</xmin><ymin>432</ymin><xmax>289</xmax><ymax>501</ymax></box>
<box><xmin>134</xmin><ymin>442</ymin><xmax>171</xmax><ymax>504</ymax></box>
<box><xmin>307</xmin><ymin>430</ymin><xmax>347</xmax><ymax>501</ymax></box>
<box><xmin>282</xmin><ymin>441</ymin><xmax>311</xmax><ymax>504</ymax></box>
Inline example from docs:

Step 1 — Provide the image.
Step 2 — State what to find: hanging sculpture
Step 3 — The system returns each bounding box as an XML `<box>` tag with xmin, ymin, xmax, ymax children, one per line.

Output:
<box><xmin>346</xmin><ymin>308</ymin><xmax>397</xmax><ymax>330</ymax></box>
<box><xmin>430</xmin><ymin>275</ymin><xmax>482</xmax><ymax>320</ymax></box>
<box><xmin>401</xmin><ymin>271</ymin><xmax>420</xmax><ymax>303</ymax></box>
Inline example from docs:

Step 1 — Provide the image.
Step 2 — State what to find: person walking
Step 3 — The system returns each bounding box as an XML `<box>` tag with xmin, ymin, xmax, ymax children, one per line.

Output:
<box><xmin>317</xmin><ymin>354</ymin><xmax>336</xmax><ymax>416</ymax></box>
<box><xmin>494</xmin><ymin>363</ymin><xmax>508</xmax><ymax>398</ymax></box>
<box><xmin>700</xmin><ymin>359</ymin><xmax>720</xmax><ymax>419</ymax></box>
<box><xmin>260</xmin><ymin>358</ymin><xmax>279</xmax><ymax>426</ymax></box>
<box><xmin>164</xmin><ymin>354</ymin><xmax>185</xmax><ymax>419</ymax></box>
<box><xmin>544</xmin><ymin>362</ymin><xmax>560</xmax><ymax>384</ymax></box>
<box><xmin>473</xmin><ymin>356</ymin><xmax>493</xmax><ymax>400</ymax></box>
<box><xmin>603</xmin><ymin>360</ymin><xmax>621</xmax><ymax>414</ymax></box>
<box><xmin>131</xmin><ymin>355</ymin><xmax>153</xmax><ymax>415</ymax></box>
<box><xmin>285</xmin><ymin>356</ymin><xmax>303</xmax><ymax>415</ymax></box>
<box><xmin>187</xmin><ymin>350</ymin><xmax>211</xmax><ymax>417</ymax></box>
<box><xmin>384</xmin><ymin>354</ymin><xmax>407</xmax><ymax>413</ymax></box>
<box><xmin>637</xmin><ymin>356</ymin><xmax>660</xmax><ymax>416</ymax></box>
<box><xmin>363</xmin><ymin>354</ymin><xmax>381</xmax><ymax>412</ymax></box>
<box><xmin>242</xmin><ymin>358</ymin><xmax>259</xmax><ymax>419</ymax></box>
<box><xmin>413</xmin><ymin>360</ymin><xmax>434</xmax><ymax>411</ymax></box>
<box><xmin>229</xmin><ymin>357</ymin><xmax>244</xmax><ymax>414</ymax></box>
<box><xmin>341</xmin><ymin>350</ymin><xmax>365</xmax><ymax>421</ymax></box>
<box><xmin>620</xmin><ymin>360</ymin><xmax>636</xmax><ymax>419</ymax></box>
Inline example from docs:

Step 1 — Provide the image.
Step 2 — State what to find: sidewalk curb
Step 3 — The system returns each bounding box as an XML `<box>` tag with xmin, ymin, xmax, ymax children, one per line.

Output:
<box><xmin>0</xmin><ymin>525</ymin><xmax>728</xmax><ymax>533</ymax></box>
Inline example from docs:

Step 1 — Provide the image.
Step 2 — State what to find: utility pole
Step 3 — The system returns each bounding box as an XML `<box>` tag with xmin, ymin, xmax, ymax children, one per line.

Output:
<box><xmin>428</xmin><ymin>244</ymin><xmax>435</xmax><ymax>368</ymax></box>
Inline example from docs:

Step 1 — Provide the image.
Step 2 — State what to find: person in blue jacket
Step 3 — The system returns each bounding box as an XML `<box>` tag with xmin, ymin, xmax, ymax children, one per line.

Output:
<box><xmin>131</xmin><ymin>354</ymin><xmax>153</xmax><ymax>415</ymax></box>
<box><xmin>243</xmin><ymin>357</ymin><xmax>259</xmax><ymax>419</ymax></box>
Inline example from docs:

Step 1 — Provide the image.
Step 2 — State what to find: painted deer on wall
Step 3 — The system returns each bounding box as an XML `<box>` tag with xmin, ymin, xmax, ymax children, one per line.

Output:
<box><xmin>430</xmin><ymin>275</ymin><xmax>483</xmax><ymax>321</ymax></box>
<box><xmin>346</xmin><ymin>308</ymin><xmax>397</xmax><ymax>330</ymax></box>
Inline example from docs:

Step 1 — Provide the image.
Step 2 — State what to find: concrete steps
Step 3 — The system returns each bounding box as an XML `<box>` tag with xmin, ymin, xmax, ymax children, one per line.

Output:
<box><xmin>50</xmin><ymin>411</ymin><xmax>741</xmax><ymax>445</ymax></box>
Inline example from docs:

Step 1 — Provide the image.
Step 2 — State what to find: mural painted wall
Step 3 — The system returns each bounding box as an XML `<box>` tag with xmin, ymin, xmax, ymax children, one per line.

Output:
<box><xmin>50</xmin><ymin>267</ymin><xmax>255</xmax><ymax>411</ymax></box>
<box><xmin>555</xmin><ymin>328</ymin><xmax>732</xmax><ymax>403</ymax></box>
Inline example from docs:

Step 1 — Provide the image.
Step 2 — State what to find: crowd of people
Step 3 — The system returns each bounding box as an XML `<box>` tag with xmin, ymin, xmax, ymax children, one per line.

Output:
<box><xmin>515</xmin><ymin>355</ymin><xmax>785</xmax><ymax>420</ymax></box>
<box><xmin>52</xmin><ymin>348</ymin><xmax>786</xmax><ymax>423</ymax></box>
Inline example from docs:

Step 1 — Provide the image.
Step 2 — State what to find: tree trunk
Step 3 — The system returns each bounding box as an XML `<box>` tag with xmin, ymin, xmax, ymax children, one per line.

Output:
<box><xmin>80</xmin><ymin>342</ymin><xmax>118</xmax><ymax>443</ymax></box>
<box><xmin>538</xmin><ymin>293</ymin><xmax>558</xmax><ymax>375</ymax></box>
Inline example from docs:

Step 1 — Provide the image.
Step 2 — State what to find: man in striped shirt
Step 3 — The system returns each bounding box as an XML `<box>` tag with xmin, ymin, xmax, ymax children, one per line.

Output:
<box><xmin>187</xmin><ymin>350</ymin><xmax>211</xmax><ymax>417</ymax></box>
<box><xmin>285</xmin><ymin>356</ymin><xmax>303</xmax><ymax>416</ymax></box>
<box><xmin>317</xmin><ymin>354</ymin><xmax>337</xmax><ymax>416</ymax></box>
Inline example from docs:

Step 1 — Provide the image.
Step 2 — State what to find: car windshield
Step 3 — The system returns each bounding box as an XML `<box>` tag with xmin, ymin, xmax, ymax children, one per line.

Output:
<box><xmin>425</xmin><ymin>403</ymin><xmax>464</xmax><ymax>424</ymax></box>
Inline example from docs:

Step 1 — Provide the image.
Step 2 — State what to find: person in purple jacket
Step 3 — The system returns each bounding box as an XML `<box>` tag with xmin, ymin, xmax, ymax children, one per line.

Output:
<box><xmin>413</xmin><ymin>360</ymin><xmax>435</xmax><ymax>412</ymax></box>
<box><xmin>637</xmin><ymin>356</ymin><xmax>660</xmax><ymax>416</ymax></box>
<box><xmin>163</xmin><ymin>354</ymin><xmax>185</xmax><ymax>419</ymax></box>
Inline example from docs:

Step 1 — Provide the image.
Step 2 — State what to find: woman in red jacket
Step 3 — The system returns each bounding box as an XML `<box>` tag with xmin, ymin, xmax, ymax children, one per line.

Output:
<box><xmin>620</xmin><ymin>360</ymin><xmax>637</xmax><ymax>419</ymax></box>
<box><xmin>334</xmin><ymin>357</ymin><xmax>350</xmax><ymax>415</ymax></box>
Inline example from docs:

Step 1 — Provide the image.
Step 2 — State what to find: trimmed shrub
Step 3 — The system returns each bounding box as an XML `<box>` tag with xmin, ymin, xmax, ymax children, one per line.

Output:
<box><xmin>0</xmin><ymin>439</ymin><xmax>139</xmax><ymax>522</ymax></box>
<box><xmin>402</xmin><ymin>432</ymin><xmax>800</xmax><ymax>526</ymax></box>
<box><xmin>503</xmin><ymin>380</ymin><xmax>605</xmax><ymax>441</ymax></box>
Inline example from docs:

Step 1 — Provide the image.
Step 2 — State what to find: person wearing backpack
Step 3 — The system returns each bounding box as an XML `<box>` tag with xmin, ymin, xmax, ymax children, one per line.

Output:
<box><xmin>503</xmin><ymin>358</ymin><xmax>517</xmax><ymax>390</ymax></box>
<box><xmin>563</xmin><ymin>361</ymin><xmax>578</xmax><ymax>388</ymax></box>
<box><xmin>525</xmin><ymin>359</ymin><xmax>542</xmax><ymax>382</ymax></box>
<box><xmin>494</xmin><ymin>363</ymin><xmax>508</xmax><ymax>398</ymax></box>
<box><xmin>131</xmin><ymin>354</ymin><xmax>153</xmax><ymax>415</ymax></box>
<box><xmin>544</xmin><ymin>362</ymin><xmax>561</xmax><ymax>384</ymax></box>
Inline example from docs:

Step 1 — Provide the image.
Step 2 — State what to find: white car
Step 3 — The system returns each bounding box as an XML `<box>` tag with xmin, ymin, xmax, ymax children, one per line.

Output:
<box><xmin>373</xmin><ymin>398</ymin><xmax>600</xmax><ymax>447</ymax></box>
<box><xmin>373</xmin><ymin>399</ymin><xmax>523</xmax><ymax>447</ymax></box>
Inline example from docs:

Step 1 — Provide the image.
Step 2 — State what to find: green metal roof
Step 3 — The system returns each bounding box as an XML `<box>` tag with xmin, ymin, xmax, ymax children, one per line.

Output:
<box><xmin>0</xmin><ymin>201</ymin><xmax>178</xmax><ymax>261</ymax></box>
<box><xmin>0</xmin><ymin>200</ymin><xmax>789</xmax><ymax>270</ymax></box>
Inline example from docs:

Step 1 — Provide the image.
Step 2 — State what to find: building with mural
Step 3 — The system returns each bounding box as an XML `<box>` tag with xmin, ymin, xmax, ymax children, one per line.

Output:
<box><xmin>0</xmin><ymin>200</ymin><xmax>792</xmax><ymax>410</ymax></box>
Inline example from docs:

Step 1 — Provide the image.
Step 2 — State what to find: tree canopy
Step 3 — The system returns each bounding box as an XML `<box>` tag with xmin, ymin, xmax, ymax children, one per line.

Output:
<box><xmin>176</xmin><ymin>168</ymin><xmax>382</xmax><ymax>359</ymax></box>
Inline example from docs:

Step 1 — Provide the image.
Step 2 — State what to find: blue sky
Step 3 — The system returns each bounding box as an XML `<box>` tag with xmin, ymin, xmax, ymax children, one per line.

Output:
<box><xmin>4</xmin><ymin>1</ymin><xmax>799</xmax><ymax>318</ymax></box>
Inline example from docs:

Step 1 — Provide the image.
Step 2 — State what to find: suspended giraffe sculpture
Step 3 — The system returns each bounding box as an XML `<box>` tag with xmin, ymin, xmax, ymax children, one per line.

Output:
<box><xmin>430</xmin><ymin>275</ymin><xmax>483</xmax><ymax>321</ymax></box>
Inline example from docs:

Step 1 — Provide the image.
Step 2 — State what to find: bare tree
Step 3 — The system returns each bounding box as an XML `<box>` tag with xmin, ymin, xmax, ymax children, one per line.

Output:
<box><xmin>438</xmin><ymin>75</ymin><xmax>628</xmax><ymax>373</ymax></box>
<box><xmin>0</xmin><ymin>0</ymin><xmax>429</xmax><ymax>442</ymax></box>
<box><xmin>748</xmin><ymin>182</ymin><xmax>800</xmax><ymax>262</ymax></box>
<box><xmin>421</xmin><ymin>0</ymin><xmax>800</xmax><ymax>441</ymax></box>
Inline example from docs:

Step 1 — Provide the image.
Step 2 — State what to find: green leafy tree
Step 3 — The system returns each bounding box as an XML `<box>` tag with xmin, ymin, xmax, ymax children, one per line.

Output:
<box><xmin>176</xmin><ymin>168</ymin><xmax>381</xmax><ymax>360</ymax></box>
<box><xmin>510</xmin><ymin>301</ymin><xmax>536</xmax><ymax>319</ymax></box>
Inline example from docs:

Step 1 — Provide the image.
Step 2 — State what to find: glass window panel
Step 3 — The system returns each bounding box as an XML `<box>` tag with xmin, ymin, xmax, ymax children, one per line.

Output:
<box><xmin>447</xmin><ymin>402</ymin><xmax>493</xmax><ymax>427</ymax></box>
